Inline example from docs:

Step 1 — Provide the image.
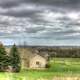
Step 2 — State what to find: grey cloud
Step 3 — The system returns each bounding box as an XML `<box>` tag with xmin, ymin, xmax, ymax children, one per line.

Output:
<box><xmin>0</xmin><ymin>3</ymin><xmax>45</xmax><ymax>17</ymax></box>
<box><xmin>0</xmin><ymin>0</ymin><xmax>79</xmax><ymax>18</ymax></box>
<box><xmin>25</xmin><ymin>27</ymin><xmax>45</xmax><ymax>33</ymax></box>
<box><xmin>40</xmin><ymin>30</ymin><xmax>79</xmax><ymax>37</ymax></box>
<box><xmin>0</xmin><ymin>0</ymin><xmax>20</xmax><ymax>8</ymax></box>
<box><xmin>0</xmin><ymin>0</ymin><xmax>80</xmax><ymax>9</ymax></box>
<box><xmin>2</xmin><ymin>10</ymin><xmax>38</xmax><ymax>17</ymax></box>
<box><xmin>21</xmin><ymin>0</ymin><xmax>80</xmax><ymax>10</ymax></box>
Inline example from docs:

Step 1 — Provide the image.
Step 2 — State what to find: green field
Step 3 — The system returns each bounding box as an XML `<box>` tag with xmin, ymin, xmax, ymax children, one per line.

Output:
<box><xmin>0</xmin><ymin>58</ymin><xmax>80</xmax><ymax>80</ymax></box>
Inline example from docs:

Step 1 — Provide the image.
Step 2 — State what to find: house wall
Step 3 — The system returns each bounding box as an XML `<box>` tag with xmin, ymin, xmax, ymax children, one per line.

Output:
<box><xmin>29</xmin><ymin>55</ymin><xmax>47</xmax><ymax>69</ymax></box>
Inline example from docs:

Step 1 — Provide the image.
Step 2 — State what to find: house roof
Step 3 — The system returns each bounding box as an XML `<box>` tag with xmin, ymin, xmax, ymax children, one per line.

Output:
<box><xmin>29</xmin><ymin>49</ymin><xmax>48</xmax><ymax>59</ymax></box>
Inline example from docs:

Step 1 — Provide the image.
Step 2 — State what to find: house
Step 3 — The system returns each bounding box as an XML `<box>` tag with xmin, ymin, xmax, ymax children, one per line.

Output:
<box><xmin>29</xmin><ymin>54</ymin><xmax>47</xmax><ymax>69</ymax></box>
<box><xmin>20</xmin><ymin>48</ymin><xmax>48</xmax><ymax>69</ymax></box>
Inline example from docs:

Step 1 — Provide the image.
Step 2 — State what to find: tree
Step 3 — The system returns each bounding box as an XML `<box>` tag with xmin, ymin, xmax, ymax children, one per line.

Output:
<box><xmin>0</xmin><ymin>43</ymin><xmax>8</xmax><ymax>71</ymax></box>
<box><xmin>10</xmin><ymin>44</ymin><xmax>21</xmax><ymax>72</ymax></box>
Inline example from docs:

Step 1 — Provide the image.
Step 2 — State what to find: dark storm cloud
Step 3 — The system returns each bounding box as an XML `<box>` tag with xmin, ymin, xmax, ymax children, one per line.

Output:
<box><xmin>0</xmin><ymin>0</ymin><xmax>80</xmax><ymax>18</ymax></box>
<box><xmin>0</xmin><ymin>0</ymin><xmax>20</xmax><ymax>8</ymax></box>
<box><xmin>0</xmin><ymin>0</ymin><xmax>80</xmax><ymax>9</ymax></box>
<box><xmin>23</xmin><ymin>0</ymin><xmax>80</xmax><ymax>9</ymax></box>
<box><xmin>2</xmin><ymin>10</ymin><xmax>39</xmax><ymax>17</ymax></box>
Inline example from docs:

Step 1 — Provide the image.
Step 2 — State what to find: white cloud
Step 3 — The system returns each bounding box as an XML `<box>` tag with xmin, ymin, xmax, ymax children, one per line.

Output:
<box><xmin>66</xmin><ymin>12</ymin><xmax>80</xmax><ymax>20</ymax></box>
<box><xmin>65</xmin><ymin>33</ymin><xmax>80</xmax><ymax>37</ymax></box>
<box><xmin>36</xmin><ymin>10</ymin><xmax>65</xmax><ymax>22</ymax></box>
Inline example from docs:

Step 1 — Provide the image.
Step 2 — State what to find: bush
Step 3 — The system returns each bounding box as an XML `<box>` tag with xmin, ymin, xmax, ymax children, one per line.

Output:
<box><xmin>45</xmin><ymin>63</ymin><xmax>51</xmax><ymax>68</ymax></box>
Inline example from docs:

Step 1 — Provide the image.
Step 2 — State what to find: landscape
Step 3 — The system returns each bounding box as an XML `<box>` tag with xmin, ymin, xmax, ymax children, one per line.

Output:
<box><xmin>0</xmin><ymin>44</ymin><xmax>80</xmax><ymax>80</ymax></box>
<box><xmin>0</xmin><ymin>0</ymin><xmax>80</xmax><ymax>80</ymax></box>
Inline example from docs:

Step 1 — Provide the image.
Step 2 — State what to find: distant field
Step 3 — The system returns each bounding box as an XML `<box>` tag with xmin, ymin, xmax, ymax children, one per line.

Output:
<box><xmin>0</xmin><ymin>58</ymin><xmax>80</xmax><ymax>80</ymax></box>
<box><xmin>49</xmin><ymin>58</ymin><xmax>80</xmax><ymax>73</ymax></box>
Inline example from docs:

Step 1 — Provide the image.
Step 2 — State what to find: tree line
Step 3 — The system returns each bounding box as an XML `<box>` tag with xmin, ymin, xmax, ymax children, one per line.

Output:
<box><xmin>0</xmin><ymin>43</ymin><xmax>21</xmax><ymax>72</ymax></box>
<box><xmin>50</xmin><ymin>48</ymin><xmax>80</xmax><ymax>58</ymax></box>
<box><xmin>37</xmin><ymin>47</ymin><xmax>80</xmax><ymax>58</ymax></box>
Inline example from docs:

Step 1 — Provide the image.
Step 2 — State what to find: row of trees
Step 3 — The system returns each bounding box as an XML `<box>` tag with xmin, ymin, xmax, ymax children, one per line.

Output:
<box><xmin>49</xmin><ymin>48</ymin><xmax>80</xmax><ymax>58</ymax></box>
<box><xmin>0</xmin><ymin>43</ymin><xmax>21</xmax><ymax>72</ymax></box>
<box><xmin>38</xmin><ymin>48</ymin><xmax>80</xmax><ymax>58</ymax></box>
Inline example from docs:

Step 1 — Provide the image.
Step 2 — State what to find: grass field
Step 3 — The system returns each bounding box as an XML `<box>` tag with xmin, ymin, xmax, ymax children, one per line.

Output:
<box><xmin>0</xmin><ymin>58</ymin><xmax>80</xmax><ymax>80</ymax></box>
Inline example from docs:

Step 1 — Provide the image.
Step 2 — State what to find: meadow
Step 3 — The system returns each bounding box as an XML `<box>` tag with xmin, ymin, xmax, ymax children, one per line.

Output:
<box><xmin>0</xmin><ymin>58</ymin><xmax>80</xmax><ymax>80</ymax></box>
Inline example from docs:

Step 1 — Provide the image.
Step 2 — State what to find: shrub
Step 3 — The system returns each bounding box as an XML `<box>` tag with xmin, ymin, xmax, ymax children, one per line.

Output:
<box><xmin>45</xmin><ymin>63</ymin><xmax>51</xmax><ymax>68</ymax></box>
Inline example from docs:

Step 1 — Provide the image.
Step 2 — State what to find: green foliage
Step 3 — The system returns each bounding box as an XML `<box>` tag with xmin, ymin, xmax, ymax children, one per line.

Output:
<box><xmin>0</xmin><ymin>43</ymin><xmax>21</xmax><ymax>72</ymax></box>
<box><xmin>0</xmin><ymin>43</ymin><xmax>9</xmax><ymax>71</ymax></box>
<box><xmin>10</xmin><ymin>44</ymin><xmax>21</xmax><ymax>72</ymax></box>
<box><xmin>42</xmin><ymin>48</ymin><xmax>80</xmax><ymax>58</ymax></box>
<box><xmin>45</xmin><ymin>63</ymin><xmax>51</xmax><ymax>68</ymax></box>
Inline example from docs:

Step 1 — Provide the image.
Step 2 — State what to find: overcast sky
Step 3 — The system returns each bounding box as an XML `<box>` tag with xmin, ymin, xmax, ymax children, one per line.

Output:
<box><xmin>0</xmin><ymin>0</ymin><xmax>80</xmax><ymax>46</ymax></box>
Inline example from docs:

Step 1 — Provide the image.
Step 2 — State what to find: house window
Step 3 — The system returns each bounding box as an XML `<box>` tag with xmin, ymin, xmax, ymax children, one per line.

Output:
<box><xmin>36</xmin><ymin>61</ymin><xmax>40</xmax><ymax>65</ymax></box>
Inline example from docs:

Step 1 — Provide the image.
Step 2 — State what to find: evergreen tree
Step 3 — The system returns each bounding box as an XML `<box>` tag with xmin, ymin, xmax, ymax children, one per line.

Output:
<box><xmin>0</xmin><ymin>43</ymin><xmax>8</xmax><ymax>71</ymax></box>
<box><xmin>10</xmin><ymin>44</ymin><xmax>21</xmax><ymax>72</ymax></box>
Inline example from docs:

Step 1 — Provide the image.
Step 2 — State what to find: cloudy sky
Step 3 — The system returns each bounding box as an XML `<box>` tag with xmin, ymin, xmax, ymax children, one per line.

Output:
<box><xmin>0</xmin><ymin>0</ymin><xmax>80</xmax><ymax>46</ymax></box>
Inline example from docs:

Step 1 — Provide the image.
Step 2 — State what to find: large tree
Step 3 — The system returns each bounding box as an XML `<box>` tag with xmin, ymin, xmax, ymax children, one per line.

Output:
<box><xmin>0</xmin><ymin>43</ymin><xmax>8</xmax><ymax>71</ymax></box>
<box><xmin>10</xmin><ymin>44</ymin><xmax>21</xmax><ymax>72</ymax></box>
